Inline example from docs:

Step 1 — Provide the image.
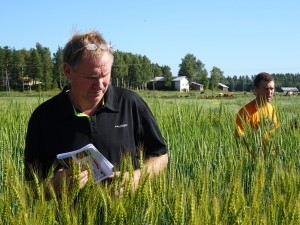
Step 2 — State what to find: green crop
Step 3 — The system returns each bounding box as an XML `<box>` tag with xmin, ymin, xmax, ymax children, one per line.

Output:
<box><xmin>0</xmin><ymin>93</ymin><xmax>300</xmax><ymax>224</ymax></box>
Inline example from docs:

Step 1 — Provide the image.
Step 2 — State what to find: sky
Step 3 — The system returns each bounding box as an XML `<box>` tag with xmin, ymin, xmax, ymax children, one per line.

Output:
<box><xmin>1</xmin><ymin>0</ymin><xmax>299</xmax><ymax>77</ymax></box>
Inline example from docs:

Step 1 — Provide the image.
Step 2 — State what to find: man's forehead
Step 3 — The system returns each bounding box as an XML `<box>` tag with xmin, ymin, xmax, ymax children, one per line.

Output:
<box><xmin>76</xmin><ymin>54</ymin><xmax>112</xmax><ymax>68</ymax></box>
<box><xmin>89</xmin><ymin>71</ymin><xmax>110</xmax><ymax>77</ymax></box>
<box><xmin>258</xmin><ymin>80</ymin><xmax>274</xmax><ymax>88</ymax></box>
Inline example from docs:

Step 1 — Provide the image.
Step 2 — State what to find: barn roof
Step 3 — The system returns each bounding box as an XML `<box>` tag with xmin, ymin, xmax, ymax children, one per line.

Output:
<box><xmin>172</xmin><ymin>76</ymin><xmax>188</xmax><ymax>81</ymax></box>
<box><xmin>191</xmin><ymin>82</ymin><xmax>204</xmax><ymax>86</ymax></box>
<box><xmin>281</xmin><ymin>87</ymin><xmax>299</xmax><ymax>92</ymax></box>
<box><xmin>150</xmin><ymin>76</ymin><xmax>166</xmax><ymax>82</ymax></box>
<box><xmin>218</xmin><ymin>83</ymin><xmax>229</xmax><ymax>88</ymax></box>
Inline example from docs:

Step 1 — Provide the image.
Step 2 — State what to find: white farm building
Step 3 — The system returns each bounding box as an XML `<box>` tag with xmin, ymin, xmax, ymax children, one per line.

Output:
<box><xmin>172</xmin><ymin>76</ymin><xmax>189</xmax><ymax>92</ymax></box>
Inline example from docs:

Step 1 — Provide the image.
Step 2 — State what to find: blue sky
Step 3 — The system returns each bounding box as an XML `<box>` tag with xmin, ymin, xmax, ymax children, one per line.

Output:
<box><xmin>1</xmin><ymin>0</ymin><xmax>299</xmax><ymax>77</ymax></box>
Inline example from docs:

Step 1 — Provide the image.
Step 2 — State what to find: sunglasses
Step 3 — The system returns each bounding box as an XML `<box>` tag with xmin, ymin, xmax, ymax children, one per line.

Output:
<box><xmin>74</xmin><ymin>43</ymin><xmax>114</xmax><ymax>55</ymax></box>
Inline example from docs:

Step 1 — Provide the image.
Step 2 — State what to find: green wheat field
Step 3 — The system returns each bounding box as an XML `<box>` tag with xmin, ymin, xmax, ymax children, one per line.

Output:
<box><xmin>0</xmin><ymin>91</ymin><xmax>300</xmax><ymax>225</ymax></box>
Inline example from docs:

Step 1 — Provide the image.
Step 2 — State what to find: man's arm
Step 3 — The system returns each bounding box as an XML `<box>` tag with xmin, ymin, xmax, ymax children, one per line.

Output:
<box><xmin>143</xmin><ymin>153</ymin><xmax>169</xmax><ymax>175</ymax></box>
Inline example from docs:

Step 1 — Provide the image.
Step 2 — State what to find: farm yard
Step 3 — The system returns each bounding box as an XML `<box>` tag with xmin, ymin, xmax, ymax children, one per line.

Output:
<box><xmin>0</xmin><ymin>91</ymin><xmax>300</xmax><ymax>224</ymax></box>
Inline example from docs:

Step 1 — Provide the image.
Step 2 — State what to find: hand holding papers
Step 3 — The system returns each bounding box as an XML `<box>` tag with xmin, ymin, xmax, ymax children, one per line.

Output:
<box><xmin>57</xmin><ymin>144</ymin><xmax>114</xmax><ymax>183</ymax></box>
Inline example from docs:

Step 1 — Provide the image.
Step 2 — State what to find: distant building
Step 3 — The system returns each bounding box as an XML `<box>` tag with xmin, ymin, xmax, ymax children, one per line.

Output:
<box><xmin>218</xmin><ymin>83</ymin><xmax>229</xmax><ymax>91</ymax></box>
<box><xmin>172</xmin><ymin>76</ymin><xmax>189</xmax><ymax>92</ymax></box>
<box><xmin>147</xmin><ymin>76</ymin><xmax>166</xmax><ymax>90</ymax></box>
<box><xmin>280</xmin><ymin>87</ymin><xmax>299</xmax><ymax>94</ymax></box>
<box><xmin>190</xmin><ymin>82</ymin><xmax>204</xmax><ymax>91</ymax></box>
<box><xmin>147</xmin><ymin>76</ymin><xmax>190</xmax><ymax>92</ymax></box>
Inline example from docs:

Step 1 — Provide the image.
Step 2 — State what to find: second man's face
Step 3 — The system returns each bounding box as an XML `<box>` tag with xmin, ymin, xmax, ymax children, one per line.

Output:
<box><xmin>255</xmin><ymin>80</ymin><xmax>275</xmax><ymax>103</ymax></box>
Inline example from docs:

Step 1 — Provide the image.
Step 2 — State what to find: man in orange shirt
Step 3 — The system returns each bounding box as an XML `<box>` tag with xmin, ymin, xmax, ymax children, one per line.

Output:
<box><xmin>234</xmin><ymin>72</ymin><xmax>279</xmax><ymax>154</ymax></box>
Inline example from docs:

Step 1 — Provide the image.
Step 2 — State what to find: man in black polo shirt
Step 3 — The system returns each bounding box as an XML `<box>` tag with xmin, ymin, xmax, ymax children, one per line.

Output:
<box><xmin>24</xmin><ymin>31</ymin><xmax>168</xmax><ymax>192</ymax></box>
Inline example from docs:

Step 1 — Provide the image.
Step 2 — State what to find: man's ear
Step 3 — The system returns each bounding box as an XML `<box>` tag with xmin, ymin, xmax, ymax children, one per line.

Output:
<box><xmin>64</xmin><ymin>63</ymin><xmax>72</xmax><ymax>81</ymax></box>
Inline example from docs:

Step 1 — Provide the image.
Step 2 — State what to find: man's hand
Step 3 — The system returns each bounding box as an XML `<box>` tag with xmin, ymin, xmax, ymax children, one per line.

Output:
<box><xmin>110</xmin><ymin>169</ymin><xmax>141</xmax><ymax>193</ymax></box>
<box><xmin>51</xmin><ymin>167</ymin><xmax>89</xmax><ymax>193</ymax></box>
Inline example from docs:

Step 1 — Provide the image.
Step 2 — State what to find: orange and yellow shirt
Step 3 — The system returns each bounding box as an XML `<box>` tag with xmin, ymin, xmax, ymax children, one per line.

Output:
<box><xmin>234</xmin><ymin>99</ymin><xmax>279</xmax><ymax>138</ymax></box>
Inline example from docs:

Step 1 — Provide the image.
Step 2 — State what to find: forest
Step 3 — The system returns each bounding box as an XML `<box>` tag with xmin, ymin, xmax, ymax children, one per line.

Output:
<box><xmin>0</xmin><ymin>45</ymin><xmax>299</xmax><ymax>92</ymax></box>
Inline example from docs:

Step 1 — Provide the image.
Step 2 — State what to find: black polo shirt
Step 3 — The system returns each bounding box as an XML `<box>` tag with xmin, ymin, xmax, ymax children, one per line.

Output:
<box><xmin>25</xmin><ymin>84</ymin><xmax>167</xmax><ymax>179</ymax></box>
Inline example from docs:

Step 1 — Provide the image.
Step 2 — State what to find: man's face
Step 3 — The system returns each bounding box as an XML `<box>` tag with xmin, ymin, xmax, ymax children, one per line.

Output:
<box><xmin>64</xmin><ymin>51</ymin><xmax>113</xmax><ymax>107</ymax></box>
<box><xmin>255</xmin><ymin>80</ymin><xmax>275</xmax><ymax>103</ymax></box>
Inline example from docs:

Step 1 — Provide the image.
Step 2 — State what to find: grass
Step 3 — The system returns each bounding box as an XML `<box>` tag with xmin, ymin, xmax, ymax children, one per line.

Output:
<box><xmin>0</xmin><ymin>91</ymin><xmax>300</xmax><ymax>224</ymax></box>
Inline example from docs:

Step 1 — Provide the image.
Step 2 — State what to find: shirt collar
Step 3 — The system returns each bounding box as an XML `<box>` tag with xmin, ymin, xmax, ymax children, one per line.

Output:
<box><xmin>59</xmin><ymin>84</ymin><xmax>119</xmax><ymax>117</ymax></box>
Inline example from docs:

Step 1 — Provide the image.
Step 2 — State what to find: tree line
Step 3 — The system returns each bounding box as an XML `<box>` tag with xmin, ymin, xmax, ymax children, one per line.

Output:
<box><xmin>0</xmin><ymin>45</ymin><xmax>299</xmax><ymax>92</ymax></box>
<box><xmin>0</xmin><ymin>44</ymin><xmax>173</xmax><ymax>92</ymax></box>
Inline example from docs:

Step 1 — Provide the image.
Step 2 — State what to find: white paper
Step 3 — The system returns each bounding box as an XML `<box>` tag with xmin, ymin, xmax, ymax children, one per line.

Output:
<box><xmin>57</xmin><ymin>144</ymin><xmax>114</xmax><ymax>183</ymax></box>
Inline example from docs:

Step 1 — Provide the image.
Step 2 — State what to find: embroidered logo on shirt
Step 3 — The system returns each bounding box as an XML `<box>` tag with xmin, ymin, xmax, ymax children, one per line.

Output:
<box><xmin>115</xmin><ymin>124</ymin><xmax>128</xmax><ymax>128</ymax></box>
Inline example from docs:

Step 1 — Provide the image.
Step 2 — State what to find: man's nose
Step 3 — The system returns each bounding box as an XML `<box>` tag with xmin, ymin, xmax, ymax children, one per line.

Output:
<box><xmin>94</xmin><ymin>77</ymin><xmax>104</xmax><ymax>87</ymax></box>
